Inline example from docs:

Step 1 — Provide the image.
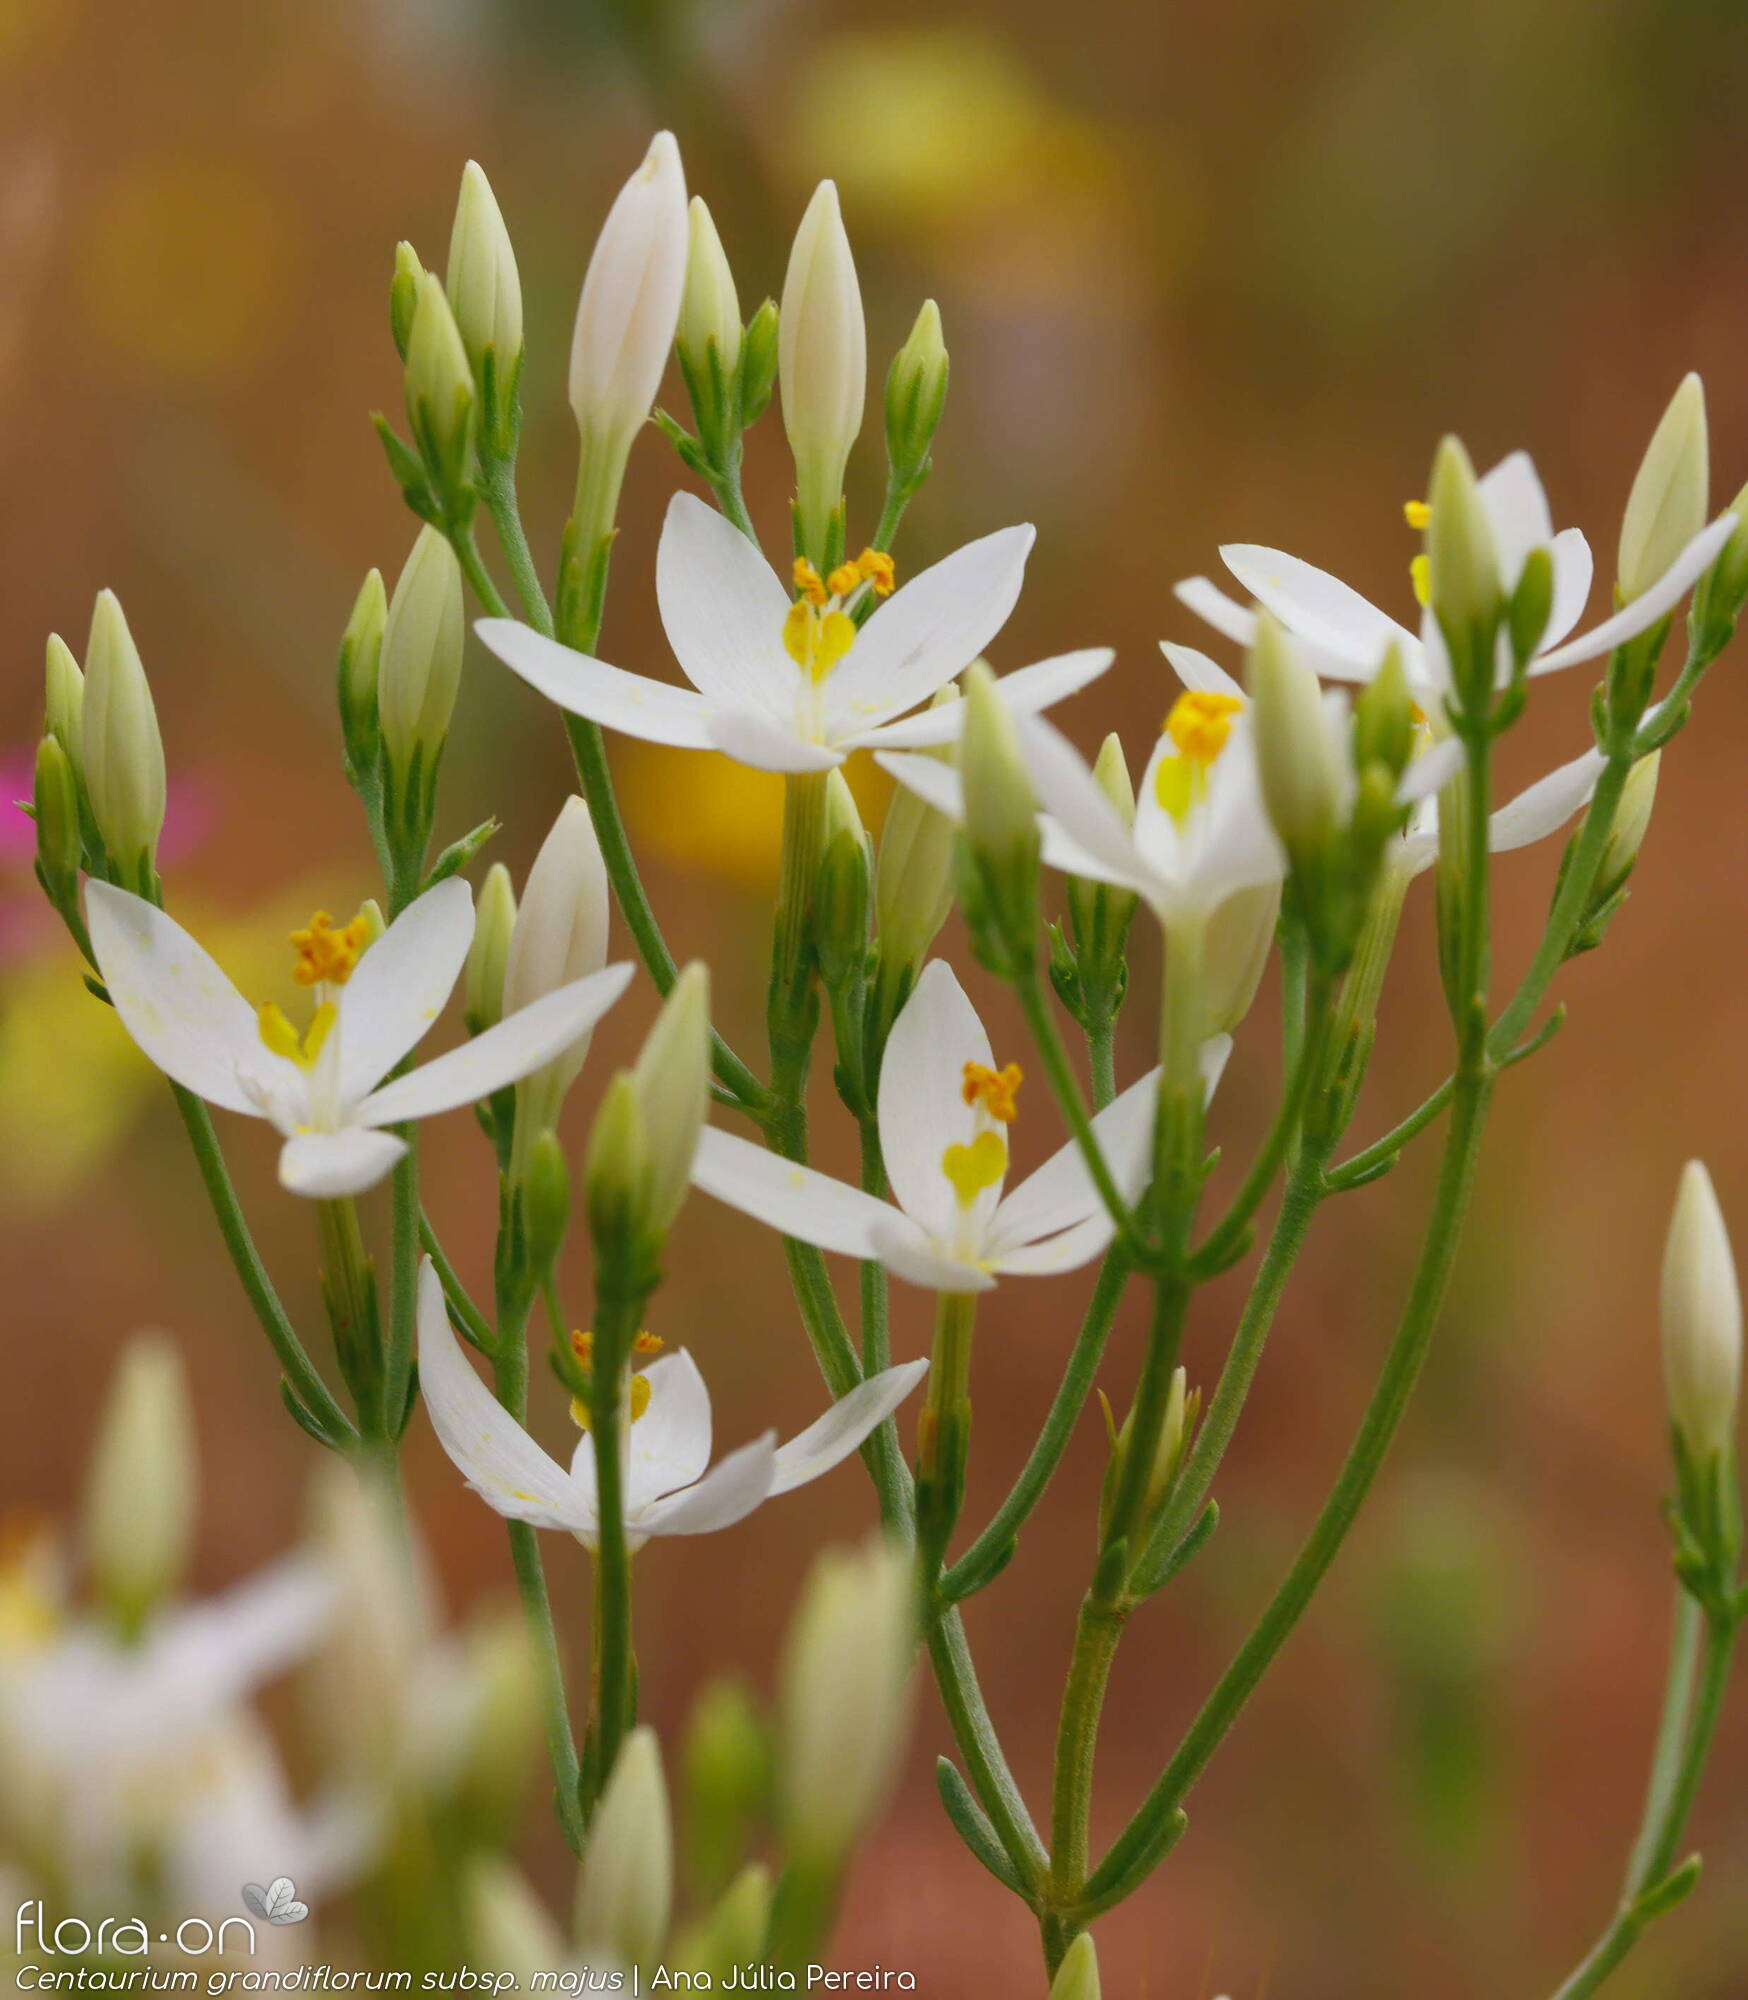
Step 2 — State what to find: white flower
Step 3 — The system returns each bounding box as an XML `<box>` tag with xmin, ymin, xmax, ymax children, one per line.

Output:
<box><xmin>691</xmin><ymin>961</ymin><xmax>1228</xmax><ymax>1292</ymax></box>
<box><xmin>85</xmin><ymin>877</ymin><xmax>632</xmax><ymax>1198</ymax></box>
<box><xmin>1175</xmin><ymin>451</ymin><xmax>1738</xmax><ymax>708</ymax></box>
<box><xmin>476</xmin><ymin>490</ymin><xmax>1106</xmax><ymax>774</ymax></box>
<box><xmin>415</xmin><ymin>1260</ymin><xmax>926</xmax><ymax>1549</ymax></box>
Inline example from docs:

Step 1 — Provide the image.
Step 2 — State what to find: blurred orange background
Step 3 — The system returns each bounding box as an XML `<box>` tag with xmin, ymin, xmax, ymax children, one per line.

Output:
<box><xmin>3</xmin><ymin>0</ymin><xmax>1747</xmax><ymax>1992</ymax></box>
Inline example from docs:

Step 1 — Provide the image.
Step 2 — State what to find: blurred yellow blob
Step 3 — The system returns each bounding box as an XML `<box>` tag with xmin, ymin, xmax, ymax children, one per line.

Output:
<box><xmin>78</xmin><ymin>157</ymin><xmax>290</xmax><ymax>376</ymax></box>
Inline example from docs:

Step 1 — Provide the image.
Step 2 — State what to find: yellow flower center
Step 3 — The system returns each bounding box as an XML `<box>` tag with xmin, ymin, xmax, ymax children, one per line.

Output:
<box><xmin>962</xmin><ymin>1060</ymin><xmax>1023</xmax><ymax>1123</ymax></box>
<box><xmin>1154</xmin><ymin>690</ymin><xmax>1244</xmax><ymax>822</ymax></box>
<box><xmin>569</xmin><ymin>1329</ymin><xmax>664</xmax><ymax>1430</ymax></box>
<box><xmin>290</xmin><ymin>909</ymin><xmax>372</xmax><ymax>988</ymax></box>
<box><xmin>783</xmin><ymin>550</ymin><xmax>896</xmax><ymax>683</ymax></box>
<box><xmin>1403</xmin><ymin>498</ymin><xmax>1432</xmax><ymax>530</ymax></box>
<box><xmin>258</xmin><ymin>999</ymin><xmax>337</xmax><ymax>1069</ymax></box>
<box><xmin>0</xmin><ymin>1514</ymin><xmax>59</xmax><ymax>1652</ymax></box>
<box><xmin>942</xmin><ymin>1130</ymin><xmax>1008</xmax><ymax>1207</ymax></box>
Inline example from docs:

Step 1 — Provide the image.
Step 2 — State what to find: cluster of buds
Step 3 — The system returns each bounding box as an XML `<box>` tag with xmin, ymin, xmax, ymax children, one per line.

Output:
<box><xmin>663</xmin><ymin>198</ymin><xmax>779</xmax><ymax>498</ymax></box>
<box><xmin>1052</xmin><ymin>733</ymin><xmax>1139</xmax><ymax>1035</ymax></box>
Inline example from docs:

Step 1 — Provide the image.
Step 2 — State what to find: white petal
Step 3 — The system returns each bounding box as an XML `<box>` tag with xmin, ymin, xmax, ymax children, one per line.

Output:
<box><xmin>848</xmin><ymin>650</ymin><xmax>1111</xmax><ymax>750</ymax></box>
<box><xmin>624</xmin><ymin>1349</ymin><xmax>713</xmax><ymax>1509</ymax></box>
<box><xmin>1019</xmin><ymin>714</ymin><xmax>1156</xmax><ymax>892</ymax></box>
<box><xmin>690</xmin><ymin>1127</ymin><xmax>895</xmax><ymax>1259</ymax></box>
<box><xmin>1477</xmin><ymin>452</ymin><xmax>1553</xmax><ymax>590</ymax></box>
<box><xmin>768</xmin><ymin>1360</ymin><xmax>930</xmax><ymax>1497</ymax></box>
<box><xmin>475</xmin><ymin>619</ymin><xmax>721</xmax><ymax>749</ymax></box>
<box><xmin>1486</xmin><ymin>745</ymin><xmax>1602</xmax><ymax>853</ymax></box>
<box><xmin>1174</xmin><ymin>574</ymin><xmax>1257</xmax><ymax>647</ymax></box>
<box><xmin>1397</xmin><ymin>736</ymin><xmax>1466</xmax><ymax>805</ymax></box>
<box><xmin>637</xmin><ymin>1434</ymin><xmax>777</xmax><ymax>1536</ymax></box>
<box><xmin>876</xmin><ymin>749</ymin><xmax>965</xmax><ymax>822</ymax></box>
<box><xmin>357</xmin><ymin>963</ymin><xmax>633</xmax><ymax>1125</ymax></box>
<box><xmin>868</xmin><ymin>1214</ymin><xmax>996</xmax><ymax>1292</ymax></box>
<box><xmin>277</xmin><ymin>1126</ymin><xmax>408</xmax><ymax>1197</ymax></box>
<box><xmin>1160</xmin><ymin>642</ymin><xmax>1244</xmax><ymax>701</ymax></box>
<box><xmin>1542</xmin><ymin>529</ymin><xmax>1594</xmax><ymax>648</ymax></box>
<box><xmin>85</xmin><ymin>883</ymin><xmax>274</xmax><ymax>1116</ymax></box>
<box><xmin>877</xmin><ymin>960</ymin><xmax>993</xmax><ymax>1244</ymax></box>
<box><xmin>656</xmin><ymin>491</ymin><xmax>796</xmax><ymax>710</ymax></box>
<box><xmin>823</xmin><ymin>525</ymin><xmax>1034</xmax><ymax>728</ymax></box>
<box><xmin>337</xmin><ymin>876</ymin><xmax>473</xmax><ymax>1102</ymax></box>
<box><xmin>707</xmin><ymin>705</ymin><xmax>843</xmax><ymax>771</ymax></box>
<box><xmin>415</xmin><ymin>1260</ymin><xmax>590</xmax><ymax>1534</ymax></box>
<box><xmin>987</xmin><ymin>1066</ymin><xmax>1160</xmax><ymax>1255</ymax></box>
<box><xmin>152</xmin><ymin>1559</ymin><xmax>336</xmax><ymax>1718</ymax></box>
<box><xmin>1532</xmin><ymin>514</ymin><xmax>1738</xmax><ymax>674</ymax></box>
<box><xmin>1219</xmin><ymin>544</ymin><xmax>1409</xmax><ymax>664</ymax></box>
<box><xmin>988</xmin><ymin>1210</ymin><xmax>1118</xmax><ymax>1277</ymax></box>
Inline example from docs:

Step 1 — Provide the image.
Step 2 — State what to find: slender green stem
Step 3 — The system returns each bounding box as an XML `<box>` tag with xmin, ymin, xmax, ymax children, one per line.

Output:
<box><xmin>1627</xmin><ymin>1611</ymin><xmax>1736</xmax><ymax>1890</ymax></box>
<box><xmin>1085</xmin><ymin>1010</ymin><xmax>1117</xmax><ymax>1112</ymax></box>
<box><xmin>858</xmin><ymin>1118</ymin><xmax>908</xmax><ymax>1526</ymax></box>
<box><xmin>481</xmin><ymin>455</ymin><xmax>555</xmax><ymax>633</ymax></box>
<box><xmin>167</xmin><ymin>1086</ymin><xmax>354</xmax><ymax>1443</ymax></box>
<box><xmin>418</xmin><ymin>1214</ymin><xmax>496</xmax><ymax>1355</ymax></box>
<box><xmin>916</xmin><ymin>1290</ymin><xmax>978</xmax><ymax>1582</ymax></box>
<box><xmin>1046</xmin><ymin>1593</ymin><xmax>1128</xmax><ymax>1949</ymax></box>
<box><xmin>1625</xmin><ymin>1591</ymin><xmax>1705</xmax><ymax>1895</ymax></box>
<box><xmin>383</xmin><ymin>1137</ymin><xmax>419</xmax><ymax>1434</ymax></box>
<box><xmin>452</xmin><ymin>526</ymin><xmax>512</xmax><ymax>620</ymax></box>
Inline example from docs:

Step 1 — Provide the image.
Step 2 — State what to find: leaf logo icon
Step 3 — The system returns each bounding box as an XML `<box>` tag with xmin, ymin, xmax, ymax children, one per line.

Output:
<box><xmin>241</xmin><ymin>1878</ymin><xmax>310</xmax><ymax>1925</ymax></box>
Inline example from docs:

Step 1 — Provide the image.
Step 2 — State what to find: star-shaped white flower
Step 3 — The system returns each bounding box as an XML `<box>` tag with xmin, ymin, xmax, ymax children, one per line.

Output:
<box><xmin>474</xmin><ymin>491</ymin><xmax>1110</xmax><ymax>773</ymax></box>
<box><xmin>416</xmin><ymin>1260</ymin><xmax>927</xmax><ymax>1549</ymax></box>
<box><xmin>86</xmin><ymin>877</ymin><xmax>632</xmax><ymax>1198</ymax></box>
<box><xmin>691</xmin><ymin>960</ymin><xmax>1228</xmax><ymax>1293</ymax></box>
<box><xmin>1174</xmin><ymin>451</ymin><xmax>1737</xmax><ymax>707</ymax></box>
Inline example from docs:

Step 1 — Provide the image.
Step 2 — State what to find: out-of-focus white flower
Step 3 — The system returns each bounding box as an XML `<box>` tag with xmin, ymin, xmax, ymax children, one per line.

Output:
<box><xmin>692</xmin><ymin>961</ymin><xmax>1227</xmax><ymax>1292</ymax></box>
<box><xmin>82</xmin><ymin>1333</ymin><xmax>196</xmax><ymax>1635</ymax></box>
<box><xmin>86</xmin><ymin>877</ymin><xmax>631</xmax><ymax>1197</ymax></box>
<box><xmin>477</xmin><ymin>491</ymin><xmax>1100</xmax><ymax>774</ymax></box>
<box><xmin>416</xmin><ymin>1261</ymin><xmax>926</xmax><ymax>1548</ymax></box>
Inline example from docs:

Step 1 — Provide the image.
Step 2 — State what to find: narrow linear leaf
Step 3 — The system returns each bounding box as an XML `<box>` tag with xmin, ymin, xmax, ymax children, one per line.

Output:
<box><xmin>935</xmin><ymin>1759</ymin><xmax>1028</xmax><ymax>1898</ymax></box>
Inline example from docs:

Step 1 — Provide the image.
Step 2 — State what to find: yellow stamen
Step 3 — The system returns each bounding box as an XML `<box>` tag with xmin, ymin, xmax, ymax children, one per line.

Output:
<box><xmin>827</xmin><ymin>559</ymin><xmax>862</xmax><ymax>597</ymax></box>
<box><xmin>962</xmin><ymin>1060</ymin><xmax>1024</xmax><ymax>1124</ymax></box>
<box><xmin>792</xmin><ymin>558</ymin><xmax>828</xmax><ymax>607</ymax></box>
<box><xmin>1404</xmin><ymin>498</ymin><xmax>1432</xmax><ymax>530</ymax></box>
<box><xmin>782</xmin><ymin>601</ymin><xmax>857</xmax><ymax>683</ymax></box>
<box><xmin>942</xmin><ymin>1130</ymin><xmax>1007</xmax><ymax>1207</ymax></box>
<box><xmin>855</xmin><ymin>547</ymin><xmax>896</xmax><ymax>596</ymax></box>
<box><xmin>1410</xmin><ymin>552</ymin><xmax>1431</xmax><ymax>609</ymax></box>
<box><xmin>568</xmin><ymin>1329</ymin><xmax>663</xmax><ymax>1429</ymax></box>
<box><xmin>290</xmin><ymin>909</ymin><xmax>372</xmax><ymax>988</ymax></box>
<box><xmin>258</xmin><ymin>999</ymin><xmax>337</xmax><ymax>1069</ymax></box>
<box><xmin>1164</xmin><ymin>689</ymin><xmax>1243</xmax><ymax>764</ymax></box>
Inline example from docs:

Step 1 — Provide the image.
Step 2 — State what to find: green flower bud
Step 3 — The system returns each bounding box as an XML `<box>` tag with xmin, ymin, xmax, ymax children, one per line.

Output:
<box><xmin>1101</xmin><ymin>1365</ymin><xmax>1194</xmax><ymax>1543</ymax></box>
<box><xmin>1662</xmin><ymin>1160</ymin><xmax>1740</xmax><ymax>1462</ymax></box>
<box><xmin>874</xmin><ymin>687</ymin><xmax>960</xmax><ymax>1003</ymax></box>
<box><xmin>813</xmin><ymin>769</ymin><xmax>871</xmax><ymax>991</ymax></box>
<box><xmin>33</xmin><ymin>735</ymin><xmax>82</xmax><ymax>904</ymax></box>
<box><xmin>1425</xmin><ymin>435</ymin><xmax>1501</xmax><ymax>643</ymax></box>
<box><xmin>82</xmin><ymin>591</ymin><xmax>165</xmax><ymax>881</ymax></box>
<box><xmin>466</xmin><ymin>861</ymin><xmax>517</xmax><ymax>1034</ymax></box>
<box><xmin>778</xmin><ymin>1537</ymin><xmax>914</xmax><ymax>1865</ymax></box>
<box><xmin>576</xmin><ymin>1726</ymin><xmax>673</xmax><ymax>1975</ymax></box>
<box><xmin>678</xmin><ymin>196</ymin><xmax>742</xmax><ymax>382</ymax></box>
<box><xmin>738</xmin><ymin>298</ymin><xmax>780</xmax><ymax>427</ymax></box>
<box><xmin>83</xmin><ymin>1334</ymin><xmax>195</xmax><ymax>1641</ymax></box>
<box><xmin>1596</xmin><ymin>749</ymin><xmax>1659</xmax><ymax>900</ymax></box>
<box><xmin>389</xmin><ymin>241</ymin><xmax>424</xmax><ymax>361</ymax></box>
<box><xmin>522</xmin><ymin>1128</ymin><xmax>571</xmax><ymax>1277</ymax></box>
<box><xmin>404</xmin><ymin>269</ymin><xmax>476</xmax><ymax>488</ymax></box>
<box><xmin>336</xmin><ymin>567</ymin><xmax>386</xmax><ymax>778</ymax></box>
<box><xmin>44</xmin><ymin>633</ymin><xmax>84</xmax><ymax>773</ymax></box>
<box><xmin>960</xmin><ymin>661</ymin><xmax>1037</xmax><ymax>872</ymax></box>
<box><xmin>780</xmin><ymin>181</ymin><xmax>865</xmax><ymax>561</ymax></box>
<box><xmin>1352</xmin><ymin>644</ymin><xmax>1414</xmax><ymax>782</ymax></box>
<box><xmin>1049</xmin><ymin>1934</ymin><xmax>1102</xmax><ymax>2000</ymax></box>
<box><xmin>1620</xmin><ymin>373</ymin><xmax>1709</xmax><ymax>604</ymax></box>
<box><xmin>585</xmin><ymin>1071</ymin><xmax>651</xmax><ymax>1255</ymax></box>
<box><xmin>377</xmin><ymin>525</ymin><xmax>464</xmax><ymax>778</ymax></box>
<box><xmin>885</xmin><ymin>298</ymin><xmax>948</xmax><ymax>481</ymax></box>
<box><xmin>667</xmin><ymin>1865</ymin><xmax>772</xmax><ymax>1983</ymax></box>
<box><xmin>683</xmin><ymin>1679</ymin><xmax>770</xmax><ymax>1900</ymax></box>
<box><xmin>1250</xmin><ymin>612</ymin><xmax>1340</xmax><ymax>863</ymax></box>
<box><xmin>446</xmin><ymin>161</ymin><xmax>524</xmax><ymax>384</ymax></box>
<box><xmin>1065</xmin><ymin>733</ymin><xmax>1138</xmax><ymax>996</ymax></box>
<box><xmin>1693</xmin><ymin>478</ymin><xmax>1748</xmax><ymax>651</ymax></box>
<box><xmin>629</xmin><ymin>962</ymin><xmax>711</xmax><ymax>1237</ymax></box>
<box><xmin>1507</xmin><ymin>545</ymin><xmax>1555</xmax><ymax>669</ymax></box>
<box><xmin>1203</xmin><ymin>879</ymin><xmax>1281</xmax><ymax>1037</ymax></box>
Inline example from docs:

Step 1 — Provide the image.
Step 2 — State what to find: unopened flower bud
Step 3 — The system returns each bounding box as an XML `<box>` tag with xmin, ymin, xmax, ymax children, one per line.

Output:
<box><xmin>780</xmin><ymin>182</ymin><xmax>865</xmax><ymax>560</ymax></box>
<box><xmin>1250</xmin><ymin>613</ymin><xmax>1340</xmax><ymax>863</ymax></box>
<box><xmin>522</xmin><ymin>1129</ymin><xmax>571</xmax><ymax>1277</ymax></box>
<box><xmin>667</xmin><ymin>1865</ymin><xmax>772</xmax><ymax>1983</ymax></box>
<box><xmin>336</xmin><ymin>568</ymin><xmax>386</xmax><ymax>778</ymax></box>
<box><xmin>404</xmin><ymin>270</ymin><xmax>476</xmax><ymax>487</ymax></box>
<box><xmin>1425</xmin><ymin>435</ymin><xmax>1501</xmax><ymax>647</ymax></box>
<box><xmin>1620</xmin><ymin>374</ymin><xmax>1709</xmax><ymax>604</ymax></box>
<box><xmin>1352</xmin><ymin>644</ymin><xmax>1414</xmax><ymax>782</ymax></box>
<box><xmin>570</xmin><ymin>131</ymin><xmax>689</xmax><ymax>540</ymax></box>
<box><xmin>1066</xmin><ymin>733</ymin><xmax>1138</xmax><ymax>993</ymax></box>
<box><xmin>585</xmin><ymin>1071</ymin><xmax>650</xmax><ymax>1252</ymax></box>
<box><xmin>83</xmin><ymin>1333</ymin><xmax>196</xmax><ymax>1639</ymax></box>
<box><xmin>683</xmin><ymin>1679</ymin><xmax>770</xmax><ymax>1900</ymax></box>
<box><xmin>33</xmin><ymin>735</ymin><xmax>82</xmax><ymax>903</ymax></box>
<box><xmin>778</xmin><ymin>1537</ymin><xmax>913</xmax><ymax>1864</ymax></box>
<box><xmin>678</xmin><ymin>197</ymin><xmax>742</xmax><ymax>383</ymax></box>
<box><xmin>505</xmin><ymin>797</ymin><xmax>609</xmax><ymax>1169</ymax></box>
<box><xmin>1101</xmin><ymin>1365</ymin><xmax>1193</xmax><ymax>1542</ymax></box>
<box><xmin>1661</xmin><ymin>1160</ymin><xmax>1740</xmax><ymax>1461</ymax></box>
<box><xmin>446</xmin><ymin>161</ymin><xmax>524</xmax><ymax>387</ymax></box>
<box><xmin>466</xmin><ymin>861</ymin><xmax>517</xmax><ymax>1033</ymax></box>
<box><xmin>1693</xmin><ymin>478</ymin><xmax>1748</xmax><ymax>652</ymax></box>
<box><xmin>1049</xmin><ymin>1934</ymin><xmax>1102</xmax><ymax>2000</ymax></box>
<box><xmin>629</xmin><ymin>962</ymin><xmax>710</xmax><ymax>1237</ymax></box>
<box><xmin>814</xmin><ymin>769</ymin><xmax>871</xmax><ymax>991</ymax></box>
<box><xmin>576</xmin><ymin>1726</ymin><xmax>673</xmax><ymax>1974</ymax></box>
<box><xmin>885</xmin><ymin>298</ymin><xmax>948</xmax><ymax>481</ymax></box>
<box><xmin>82</xmin><ymin>591</ymin><xmax>165</xmax><ymax>881</ymax></box>
<box><xmin>1203</xmin><ymin>880</ymin><xmax>1281</xmax><ymax>1037</ymax></box>
<box><xmin>464</xmin><ymin>1859</ymin><xmax>567</xmax><ymax>1985</ymax></box>
<box><xmin>959</xmin><ymin>663</ymin><xmax>1039</xmax><ymax>971</ymax></box>
<box><xmin>389</xmin><ymin>241</ymin><xmax>424</xmax><ymax>360</ymax></box>
<box><xmin>738</xmin><ymin>298</ymin><xmax>780</xmax><ymax>427</ymax></box>
<box><xmin>1596</xmin><ymin>750</ymin><xmax>1660</xmax><ymax>899</ymax></box>
<box><xmin>377</xmin><ymin>525</ymin><xmax>464</xmax><ymax>779</ymax></box>
<box><xmin>875</xmin><ymin>688</ymin><xmax>960</xmax><ymax>1003</ymax></box>
<box><xmin>44</xmin><ymin>634</ymin><xmax>84</xmax><ymax>772</ymax></box>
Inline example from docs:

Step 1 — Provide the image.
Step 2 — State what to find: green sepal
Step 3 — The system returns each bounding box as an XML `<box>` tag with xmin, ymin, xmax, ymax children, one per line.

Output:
<box><xmin>278</xmin><ymin>1378</ymin><xmax>346</xmax><ymax>1453</ymax></box>
<box><xmin>422</xmin><ymin>816</ymin><xmax>500</xmax><ymax>892</ymax></box>
<box><xmin>373</xmin><ymin>413</ymin><xmax>441</xmax><ymax>526</ymax></box>
<box><xmin>934</xmin><ymin>1759</ymin><xmax>1029</xmax><ymax>1898</ymax></box>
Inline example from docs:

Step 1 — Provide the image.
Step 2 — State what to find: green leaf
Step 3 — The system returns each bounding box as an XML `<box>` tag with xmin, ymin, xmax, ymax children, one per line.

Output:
<box><xmin>1076</xmin><ymin>1798</ymin><xmax>1188</xmax><ymax>1918</ymax></box>
<box><xmin>934</xmin><ymin>1760</ymin><xmax>1028</xmax><ymax>1898</ymax></box>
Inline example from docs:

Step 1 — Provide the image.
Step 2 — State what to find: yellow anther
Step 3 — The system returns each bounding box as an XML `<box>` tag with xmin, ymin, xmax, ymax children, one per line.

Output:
<box><xmin>290</xmin><ymin>909</ymin><xmax>371</xmax><ymax>988</ymax></box>
<box><xmin>567</xmin><ymin>1329</ymin><xmax>663</xmax><ymax>1428</ymax></box>
<box><xmin>782</xmin><ymin>601</ymin><xmax>858</xmax><ymax>683</ymax></box>
<box><xmin>855</xmin><ymin>547</ymin><xmax>897</xmax><ymax>596</ymax></box>
<box><xmin>792</xmin><ymin>558</ymin><xmax>829</xmax><ymax>607</ymax></box>
<box><xmin>1164</xmin><ymin>689</ymin><xmax>1243</xmax><ymax>765</ymax></box>
<box><xmin>258</xmin><ymin>999</ymin><xmax>337</xmax><ymax>1069</ymax></box>
<box><xmin>569</xmin><ymin>1374</ymin><xmax>653</xmax><ymax>1431</ymax></box>
<box><xmin>962</xmin><ymin>1060</ymin><xmax>1024</xmax><ymax>1124</ymax></box>
<box><xmin>1410</xmin><ymin>552</ymin><xmax>1431</xmax><ymax>609</ymax></box>
<box><xmin>1404</xmin><ymin>499</ymin><xmax>1432</xmax><ymax>531</ymax></box>
<box><xmin>941</xmin><ymin>1130</ymin><xmax>1008</xmax><ymax>1207</ymax></box>
<box><xmin>827</xmin><ymin>560</ymin><xmax>862</xmax><ymax>597</ymax></box>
